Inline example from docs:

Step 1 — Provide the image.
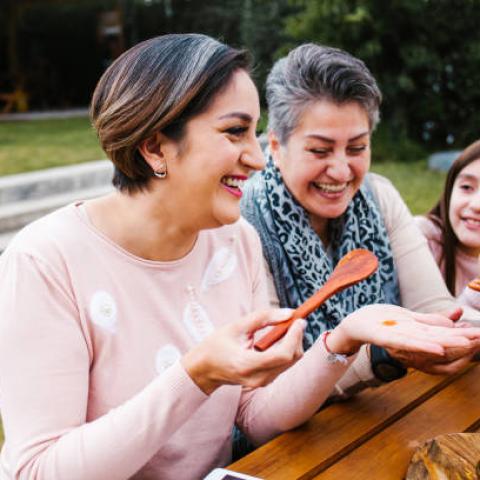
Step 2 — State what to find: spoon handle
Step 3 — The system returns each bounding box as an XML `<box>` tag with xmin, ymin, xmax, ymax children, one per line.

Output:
<box><xmin>254</xmin><ymin>281</ymin><xmax>339</xmax><ymax>351</ymax></box>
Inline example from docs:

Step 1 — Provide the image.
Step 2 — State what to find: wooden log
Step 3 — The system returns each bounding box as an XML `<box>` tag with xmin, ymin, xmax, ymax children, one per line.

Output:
<box><xmin>406</xmin><ymin>433</ymin><xmax>480</xmax><ymax>479</ymax></box>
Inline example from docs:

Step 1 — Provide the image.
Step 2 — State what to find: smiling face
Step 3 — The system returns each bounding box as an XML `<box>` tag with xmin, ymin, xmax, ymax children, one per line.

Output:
<box><xmin>165</xmin><ymin>69</ymin><xmax>264</xmax><ymax>230</ymax></box>
<box><xmin>449</xmin><ymin>158</ymin><xmax>480</xmax><ymax>257</ymax></box>
<box><xmin>270</xmin><ymin>100</ymin><xmax>371</xmax><ymax>241</ymax></box>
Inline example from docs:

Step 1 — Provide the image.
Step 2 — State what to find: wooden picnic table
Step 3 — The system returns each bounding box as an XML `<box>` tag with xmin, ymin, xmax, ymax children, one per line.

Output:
<box><xmin>228</xmin><ymin>363</ymin><xmax>480</xmax><ymax>479</ymax></box>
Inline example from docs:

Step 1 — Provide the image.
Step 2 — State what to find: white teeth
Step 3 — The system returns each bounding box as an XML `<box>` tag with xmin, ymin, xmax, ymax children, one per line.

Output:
<box><xmin>464</xmin><ymin>218</ymin><xmax>480</xmax><ymax>225</ymax></box>
<box><xmin>222</xmin><ymin>177</ymin><xmax>245</xmax><ymax>189</ymax></box>
<box><xmin>313</xmin><ymin>182</ymin><xmax>347</xmax><ymax>193</ymax></box>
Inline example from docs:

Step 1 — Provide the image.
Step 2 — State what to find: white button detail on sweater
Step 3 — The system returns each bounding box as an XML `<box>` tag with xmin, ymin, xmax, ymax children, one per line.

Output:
<box><xmin>183</xmin><ymin>301</ymin><xmax>214</xmax><ymax>343</ymax></box>
<box><xmin>201</xmin><ymin>246</ymin><xmax>237</xmax><ymax>291</ymax></box>
<box><xmin>89</xmin><ymin>291</ymin><xmax>117</xmax><ymax>333</ymax></box>
<box><xmin>155</xmin><ymin>344</ymin><xmax>181</xmax><ymax>374</ymax></box>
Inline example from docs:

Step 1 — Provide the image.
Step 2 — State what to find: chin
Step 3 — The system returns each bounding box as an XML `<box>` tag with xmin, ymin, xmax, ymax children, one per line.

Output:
<box><xmin>212</xmin><ymin>208</ymin><xmax>241</xmax><ymax>228</ymax></box>
<box><xmin>312</xmin><ymin>205</ymin><xmax>350</xmax><ymax>220</ymax></box>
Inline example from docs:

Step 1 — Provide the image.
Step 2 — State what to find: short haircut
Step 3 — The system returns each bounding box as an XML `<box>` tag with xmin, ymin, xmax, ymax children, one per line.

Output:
<box><xmin>90</xmin><ymin>34</ymin><xmax>250</xmax><ymax>193</ymax></box>
<box><xmin>265</xmin><ymin>43</ymin><xmax>382</xmax><ymax>144</ymax></box>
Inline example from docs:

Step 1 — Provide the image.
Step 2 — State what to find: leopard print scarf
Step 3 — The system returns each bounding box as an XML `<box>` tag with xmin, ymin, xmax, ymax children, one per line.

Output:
<box><xmin>241</xmin><ymin>156</ymin><xmax>400</xmax><ymax>349</ymax></box>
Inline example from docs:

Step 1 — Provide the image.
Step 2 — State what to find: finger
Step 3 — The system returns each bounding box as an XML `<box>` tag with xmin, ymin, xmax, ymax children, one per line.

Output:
<box><xmin>424</xmin><ymin>355</ymin><xmax>472</xmax><ymax>375</ymax></box>
<box><xmin>380</xmin><ymin>322</ymin><xmax>466</xmax><ymax>349</ymax></box>
<box><xmin>240</xmin><ymin>308</ymin><xmax>294</xmax><ymax>335</ymax></box>
<box><xmin>269</xmin><ymin>317</ymin><xmax>305</xmax><ymax>353</ymax></box>
<box><xmin>439</xmin><ymin>307</ymin><xmax>463</xmax><ymax>322</ymax></box>
<box><xmin>281</xmin><ymin>318</ymin><xmax>306</xmax><ymax>358</ymax></box>
<box><xmin>253</xmin><ymin>319</ymin><xmax>305</xmax><ymax>369</ymax></box>
<box><xmin>377</xmin><ymin>332</ymin><xmax>445</xmax><ymax>356</ymax></box>
<box><xmin>412</xmin><ymin>312</ymin><xmax>455</xmax><ymax>327</ymax></box>
<box><xmin>431</xmin><ymin>326</ymin><xmax>480</xmax><ymax>340</ymax></box>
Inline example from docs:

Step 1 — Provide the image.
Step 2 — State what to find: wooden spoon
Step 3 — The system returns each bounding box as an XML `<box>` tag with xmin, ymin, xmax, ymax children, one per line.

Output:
<box><xmin>254</xmin><ymin>249</ymin><xmax>379</xmax><ymax>351</ymax></box>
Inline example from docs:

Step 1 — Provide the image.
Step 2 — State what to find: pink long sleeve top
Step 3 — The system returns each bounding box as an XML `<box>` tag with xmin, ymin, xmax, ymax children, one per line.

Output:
<box><xmin>0</xmin><ymin>203</ymin><xmax>352</xmax><ymax>480</ymax></box>
<box><xmin>414</xmin><ymin>215</ymin><xmax>480</xmax><ymax>307</ymax></box>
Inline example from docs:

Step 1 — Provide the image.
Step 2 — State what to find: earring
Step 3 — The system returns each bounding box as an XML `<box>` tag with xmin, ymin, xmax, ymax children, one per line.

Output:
<box><xmin>153</xmin><ymin>162</ymin><xmax>167</xmax><ymax>179</ymax></box>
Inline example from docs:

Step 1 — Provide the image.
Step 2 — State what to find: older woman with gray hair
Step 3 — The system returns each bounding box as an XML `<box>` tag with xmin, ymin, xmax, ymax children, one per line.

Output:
<box><xmin>241</xmin><ymin>43</ymin><xmax>480</xmax><ymax>394</ymax></box>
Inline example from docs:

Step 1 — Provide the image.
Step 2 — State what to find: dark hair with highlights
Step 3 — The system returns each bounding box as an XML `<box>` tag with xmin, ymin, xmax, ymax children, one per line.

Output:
<box><xmin>90</xmin><ymin>34</ymin><xmax>250</xmax><ymax>193</ymax></box>
<box><xmin>428</xmin><ymin>139</ymin><xmax>480</xmax><ymax>294</ymax></box>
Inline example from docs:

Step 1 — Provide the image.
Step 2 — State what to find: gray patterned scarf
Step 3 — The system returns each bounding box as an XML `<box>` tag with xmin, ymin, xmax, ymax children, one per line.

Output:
<box><xmin>241</xmin><ymin>156</ymin><xmax>400</xmax><ymax>350</ymax></box>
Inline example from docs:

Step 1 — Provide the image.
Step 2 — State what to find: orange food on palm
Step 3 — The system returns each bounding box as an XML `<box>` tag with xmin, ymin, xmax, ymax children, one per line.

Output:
<box><xmin>382</xmin><ymin>320</ymin><xmax>397</xmax><ymax>326</ymax></box>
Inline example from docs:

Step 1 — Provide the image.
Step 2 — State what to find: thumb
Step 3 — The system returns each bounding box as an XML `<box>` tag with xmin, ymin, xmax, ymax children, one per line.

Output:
<box><xmin>439</xmin><ymin>307</ymin><xmax>463</xmax><ymax>322</ymax></box>
<box><xmin>240</xmin><ymin>308</ymin><xmax>294</xmax><ymax>335</ymax></box>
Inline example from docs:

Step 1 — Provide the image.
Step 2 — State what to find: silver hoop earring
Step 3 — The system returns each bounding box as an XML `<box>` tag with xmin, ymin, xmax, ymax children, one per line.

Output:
<box><xmin>153</xmin><ymin>163</ymin><xmax>167</xmax><ymax>179</ymax></box>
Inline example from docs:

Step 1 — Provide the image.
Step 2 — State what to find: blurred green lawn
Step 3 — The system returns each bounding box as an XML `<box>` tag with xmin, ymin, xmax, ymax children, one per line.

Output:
<box><xmin>0</xmin><ymin>118</ymin><xmax>446</xmax><ymax>215</ymax></box>
<box><xmin>371</xmin><ymin>161</ymin><xmax>445</xmax><ymax>215</ymax></box>
<box><xmin>0</xmin><ymin>119</ymin><xmax>446</xmax><ymax>446</ymax></box>
<box><xmin>0</xmin><ymin>117</ymin><xmax>104</xmax><ymax>176</ymax></box>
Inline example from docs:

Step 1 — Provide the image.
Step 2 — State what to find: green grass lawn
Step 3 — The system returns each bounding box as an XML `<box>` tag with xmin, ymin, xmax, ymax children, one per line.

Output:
<box><xmin>0</xmin><ymin>117</ymin><xmax>446</xmax><ymax>215</ymax></box>
<box><xmin>0</xmin><ymin>117</ymin><xmax>104</xmax><ymax>176</ymax></box>
<box><xmin>371</xmin><ymin>160</ymin><xmax>446</xmax><ymax>215</ymax></box>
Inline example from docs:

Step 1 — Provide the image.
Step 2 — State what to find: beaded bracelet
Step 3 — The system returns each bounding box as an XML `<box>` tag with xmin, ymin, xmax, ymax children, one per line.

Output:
<box><xmin>321</xmin><ymin>330</ymin><xmax>350</xmax><ymax>365</ymax></box>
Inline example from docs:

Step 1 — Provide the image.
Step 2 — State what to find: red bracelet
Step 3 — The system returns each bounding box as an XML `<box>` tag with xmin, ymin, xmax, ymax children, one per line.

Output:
<box><xmin>321</xmin><ymin>330</ymin><xmax>350</xmax><ymax>365</ymax></box>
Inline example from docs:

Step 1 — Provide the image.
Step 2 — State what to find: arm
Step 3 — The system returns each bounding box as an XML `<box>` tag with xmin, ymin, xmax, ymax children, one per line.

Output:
<box><xmin>0</xmin><ymin>252</ymin><xmax>208</xmax><ymax>480</ymax></box>
<box><xmin>235</xmin><ymin>304</ymin><xmax>480</xmax><ymax>446</ymax></box>
<box><xmin>375</xmin><ymin>175</ymin><xmax>457</xmax><ymax>313</ymax></box>
<box><xmin>264</xmin><ymin>258</ymin><xmax>381</xmax><ymax>399</ymax></box>
<box><xmin>373</xmin><ymin>174</ymin><xmax>480</xmax><ymax>369</ymax></box>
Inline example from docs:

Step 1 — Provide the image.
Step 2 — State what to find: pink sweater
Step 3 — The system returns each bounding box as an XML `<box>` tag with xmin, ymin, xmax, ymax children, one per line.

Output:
<box><xmin>414</xmin><ymin>216</ymin><xmax>478</xmax><ymax>296</ymax></box>
<box><xmin>0</xmin><ymin>203</ymin><xmax>352</xmax><ymax>480</ymax></box>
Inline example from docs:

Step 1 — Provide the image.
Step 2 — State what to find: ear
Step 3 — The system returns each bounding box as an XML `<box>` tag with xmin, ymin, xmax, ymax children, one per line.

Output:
<box><xmin>138</xmin><ymin>132</ymin><xmax>172</xmax><ymax>172</ymax></box>
<box><xmin>268</xmin><ymin>130</ymin><xmax>282</xmax><ymax>166</ymax></box>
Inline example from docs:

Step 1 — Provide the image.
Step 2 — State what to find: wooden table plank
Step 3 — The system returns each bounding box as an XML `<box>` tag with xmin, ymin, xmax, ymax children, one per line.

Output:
<box><xmin>314</xmin><ymin>364</ymin><xmax>480</xmax><ymax>479</ymax></box>
<box><xmin>229</xmin><ymin>368</ymin><xmax>471</xmax><ymax>479</ymax></box>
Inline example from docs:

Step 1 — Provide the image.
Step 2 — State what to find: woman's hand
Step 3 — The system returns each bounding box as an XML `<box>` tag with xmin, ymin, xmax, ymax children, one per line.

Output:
<box><xmin>386</xmin><ymin>307</ymin><xmax>480</xmax><ymax>375</ymax></box>
<box><xmin>325</xmin><ymin>304</ymin><xmax>480</xmax><ymax>358</ymax></box>
<box><xmin>181</xmin><ymin>309</ymin><xmax>306</xmax><ymax>395</ymax></box>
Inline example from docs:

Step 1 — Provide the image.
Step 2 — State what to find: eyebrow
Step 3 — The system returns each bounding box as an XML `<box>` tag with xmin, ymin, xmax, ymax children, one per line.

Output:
<box><xmin>457</xmin><ymin>173</ymin><xmax>479</xmax><ymax>182</ymax></box>
<box><xmin>218</xmin><ymin>112</ymin><xmax>253</xmax><ymax>122</ymax></box>
<box><xmin>305</xmin><ymin>131</ymin><xmax>370</xmax><ymax>143</ymax></box>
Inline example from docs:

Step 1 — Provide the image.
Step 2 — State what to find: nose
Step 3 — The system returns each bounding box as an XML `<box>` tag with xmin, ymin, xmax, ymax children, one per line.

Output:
<box><xmin>470</xmin><ymin>191</ymin><xmax>480</xmax><ymax>211</ymax></box>
<box><xmin>241</xmin><ymin>135</ymin><xmax>266</xmax><ymax>173</ymax></box>
<box><xmin>326</xmin><ymin>158</ymin><xmax>352</xmax><ymax>182</ymax></box>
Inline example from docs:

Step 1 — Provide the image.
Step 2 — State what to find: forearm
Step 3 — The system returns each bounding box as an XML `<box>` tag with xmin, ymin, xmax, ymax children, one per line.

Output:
<box><xmin>237</xmin><ymin>338</ymin><xmax>355</xmax><ymax>446</ymax></box>
<box><xmin>328</xmin><ymin>345</ymin><xmax>382</xmax><ymax>400</ymax></box>
<box><xmin>4</xmin><ymin>363</ymin><xmax>207</xmax><ymax>480</ymax></box>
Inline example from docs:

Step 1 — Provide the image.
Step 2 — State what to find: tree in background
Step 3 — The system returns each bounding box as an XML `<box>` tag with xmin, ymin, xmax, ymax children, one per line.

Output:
<box><xmin>285</xmin><ymin>0</ymin><xmax>480</xmax><ymax>150</ymax></box>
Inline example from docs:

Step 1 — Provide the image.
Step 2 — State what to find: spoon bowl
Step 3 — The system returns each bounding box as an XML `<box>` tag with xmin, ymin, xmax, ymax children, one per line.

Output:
<box><xmin>254</xmin><ymin>249</ymin><xmax>379</xmax><ymax>351</ymax></box>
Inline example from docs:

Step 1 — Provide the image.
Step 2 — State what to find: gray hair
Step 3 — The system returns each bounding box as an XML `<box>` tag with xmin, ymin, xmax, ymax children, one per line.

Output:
<box><xmin>266</xmin><ymin>44</ymin><xmax>382</xmax><ymax>144</ymax></box>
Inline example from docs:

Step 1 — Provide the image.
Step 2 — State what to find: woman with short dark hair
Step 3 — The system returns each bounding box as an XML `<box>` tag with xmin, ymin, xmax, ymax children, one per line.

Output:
<box><xmin>1</xmin><ymin>35</ymin><xmax>479</xmax><ymax>480</ymax></box>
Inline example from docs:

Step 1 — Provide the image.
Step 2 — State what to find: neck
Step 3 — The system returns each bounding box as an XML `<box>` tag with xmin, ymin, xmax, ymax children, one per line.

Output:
<box><xmin>85</xmin><ymin>189</ymin><xmax>199</xmax><ymax>261</ymax></box>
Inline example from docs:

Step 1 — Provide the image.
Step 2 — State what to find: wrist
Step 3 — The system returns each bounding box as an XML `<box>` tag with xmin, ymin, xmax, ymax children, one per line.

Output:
<box><xmin>325</xmin><ymin>326</ymin><xmax>362</xmax><ymax>356</ymax></box>
<box><xmin>370</xmin><ymin>345</ymin><xmax>407</xmax><ymax>382</ymax></box>
<box><xmin>181</xmin><ymin>347</ymin><xmax>220</xmax><ymax>395</ymax></box>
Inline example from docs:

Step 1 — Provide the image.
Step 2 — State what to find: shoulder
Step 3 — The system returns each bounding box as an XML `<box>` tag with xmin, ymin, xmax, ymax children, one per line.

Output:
<box><xmin>4</xmin><ymin>204</ymin><xmax>86</xmax><ymax>266</ymax></box>
<box><xmin>413</xmin><ymin>215</ymin><xmax>442</xmax><ymax>243</ymax></box>
<box><xmin>366</xmin><ymin>172</ymin><xmax>400</xmax><ymax>200</ymax></box>
<box><xmin>365</xmin><ymin>172</ymin><xmax>408</xmax><ymax>223</ymax></box>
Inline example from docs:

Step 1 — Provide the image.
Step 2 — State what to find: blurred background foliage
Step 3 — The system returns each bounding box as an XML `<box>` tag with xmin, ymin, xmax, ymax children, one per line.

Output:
<box><xmin>0</xmin><ymin>0</ymin><xmax>479</xmax><ymax>154</ymax></box>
